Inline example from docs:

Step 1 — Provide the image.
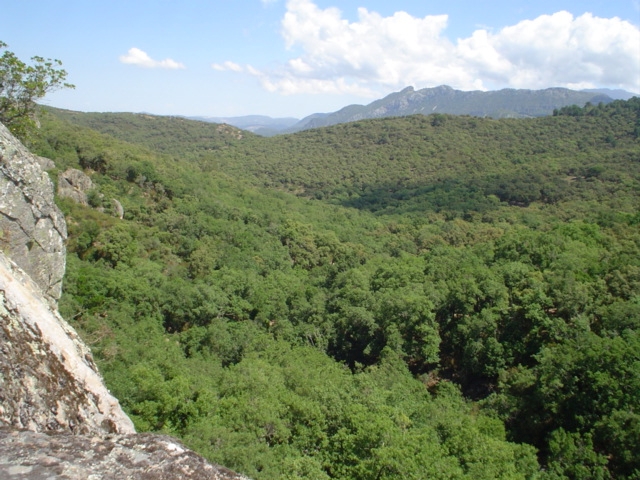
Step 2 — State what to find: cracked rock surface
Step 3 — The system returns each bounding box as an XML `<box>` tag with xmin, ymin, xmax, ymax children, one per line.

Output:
<box><xmin>0</xmin><ymin>123</ymin><xmax>67</xmax><ymax>303</ymax></box>
<box><xmin>0</xmin><ymin>429</ymin><xmax>251</xmax><ymax>480</ymax></box>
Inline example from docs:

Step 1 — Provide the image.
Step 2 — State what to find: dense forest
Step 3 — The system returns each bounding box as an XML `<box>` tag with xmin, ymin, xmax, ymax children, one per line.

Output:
<box><xmin>25</xmin><ymin>99</ymin><xmax>640</xmax><ymax>479</ymax></box>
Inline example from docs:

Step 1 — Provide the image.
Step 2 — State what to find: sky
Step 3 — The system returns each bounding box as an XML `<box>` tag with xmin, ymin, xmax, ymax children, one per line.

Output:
<box><xmin>2</xmin><ymin>0</ymin><xmax>639</xmax><ymax>119</ymax></box>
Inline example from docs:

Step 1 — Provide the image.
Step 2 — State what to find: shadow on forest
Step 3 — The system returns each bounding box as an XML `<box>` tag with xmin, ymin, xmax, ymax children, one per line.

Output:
<box><xmin>338</xmin><ymin>172</ymin><xmax>571</xmax><ymax>215</ymax></box>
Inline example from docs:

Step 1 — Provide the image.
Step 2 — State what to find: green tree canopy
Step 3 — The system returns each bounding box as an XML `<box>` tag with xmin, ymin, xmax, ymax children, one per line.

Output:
<box><xmin>0</xmin><ymin>41</ymin><xmax>74</xmax><ymax>138</ymax></box>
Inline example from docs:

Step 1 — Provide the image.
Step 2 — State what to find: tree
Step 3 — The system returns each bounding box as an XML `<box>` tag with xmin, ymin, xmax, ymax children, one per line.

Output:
<box><xmin>0</xmin><ymin>41</ymin><xmax>74</xmax><ymax>138</ymax></box>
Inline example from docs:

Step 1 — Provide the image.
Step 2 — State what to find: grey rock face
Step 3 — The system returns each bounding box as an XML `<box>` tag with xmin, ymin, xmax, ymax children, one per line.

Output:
<box><xmin>0</xmin><ymin>429</ymin><xmax>251</xmax><ymax>480</ymax></box>
<box><xmin>0</xmin><ymin>252</ymin><xmax>135</xmax><ymax>435</ymax></box>
<box><xmin>0</xmin><ymin>123</ymin><xmax>67</xmax><ymax>302</ymax></box>
<box><xmin>34</xmin><ymin>156</ymin><xmax>55</xmax><ymax>171</ymax></box>
<box><xmin>0</xmin><ymin>251</ymin><xmax>252</xmax><ymax>478</ymax></box>
<box><xmin>57</xmin><ymin>168</ymin><xmax>93</xmax><ymax>206</ymax></box>
<box><xmin>112</xmin><ymin>198</ymin><xmax>124</xmax><ymax>219</ymax></box>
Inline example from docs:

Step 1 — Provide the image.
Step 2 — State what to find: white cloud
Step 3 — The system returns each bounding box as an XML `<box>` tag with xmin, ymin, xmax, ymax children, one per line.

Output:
<box><xmin>212</xmin><ymin>61</ymin><xmax>245</xmax><ymax>72</ymax></box>
<box><xmin>119</xmin><ymin>48</ymin><xmax>186</xmax><ymax>69</ymax></box>
<box><xmin>225</xmin><ymin>0</ymin><xmax>640</xmax><ymax>96</ymax></box>
<box><xmin>465</xmin><ymin>11</ymin><xmax>640</xmax><ymax>90</ymax></box>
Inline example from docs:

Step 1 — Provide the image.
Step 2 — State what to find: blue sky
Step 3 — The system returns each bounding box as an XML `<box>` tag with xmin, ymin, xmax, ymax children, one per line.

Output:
<box><xmin>2</xmin><ymin>0</ymin><xmax>639</xmax><ymax>118</ymax></box>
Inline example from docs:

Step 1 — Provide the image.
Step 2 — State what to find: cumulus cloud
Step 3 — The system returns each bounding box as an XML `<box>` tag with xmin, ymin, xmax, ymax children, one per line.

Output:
<box><xmin>119</xmin><ymin>48</ymin><xmax>186</xmax><ymax>69</ymax></box>
<box><xmin>222</xmin><ymin>0</ymin><xmax>640</xmax><ymax>96</ymax></box>
<box><xmin>460</xmin><ymin>11</ymin><xmax>640</xmax><ymax>90</ymax></box>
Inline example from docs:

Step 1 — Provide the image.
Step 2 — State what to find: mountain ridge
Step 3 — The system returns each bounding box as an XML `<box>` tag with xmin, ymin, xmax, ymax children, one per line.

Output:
<box><xmin>288</xmin><ymin>85</ymin><xmax>616</xmax><ymax>132</ymax></box>
<box><xmin>184</xmin><ymin>85</ymin><xmax>637</xmax><ymax>136</ymax></box>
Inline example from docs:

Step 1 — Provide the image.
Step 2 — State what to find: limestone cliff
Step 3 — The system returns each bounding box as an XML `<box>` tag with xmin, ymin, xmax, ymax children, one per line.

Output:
<box><xmin>0</xmin><ymin>124</ymin><xmax>249</xmax><ymax>479</ymax></box>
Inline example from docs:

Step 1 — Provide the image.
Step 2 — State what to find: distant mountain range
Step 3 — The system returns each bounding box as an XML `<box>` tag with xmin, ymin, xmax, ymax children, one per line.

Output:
<box><xmin>186</xmin><ymin>115</ymin><xmax>299</xmax><ymax>136</ymax></box>
<box><xmin>191</xmin><ymin>85</ymin><xmax>637</xmax><ymax>135</ymax></box>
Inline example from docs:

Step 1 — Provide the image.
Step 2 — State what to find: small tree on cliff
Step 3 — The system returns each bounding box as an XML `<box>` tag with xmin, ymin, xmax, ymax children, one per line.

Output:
<box><xmin>0</xmin><ymin>41</ymin><xmax>74</xmax><ymax>139</ymax></box>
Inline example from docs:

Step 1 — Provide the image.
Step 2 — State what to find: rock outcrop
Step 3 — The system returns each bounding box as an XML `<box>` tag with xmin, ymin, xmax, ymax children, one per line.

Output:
<box><xmin>0</xmin><ymin>252</ymin><xmax>135</xmax><ymax>434</ymax></box>
<box><xmin>0</xmin><ymin>429</ymin><xmax>250</xmax><ymax>479</ymax></box>
<box><xmin>0</xmin><ymin>123</ymin><xmax>67</xmax><ymax>303</ymax></box>
<box><xmin>112</xmin><ymin>197</ymin><xmax>124</xmax><ymax>219</ymax></box>
<box><xmin>57</xmin><ymin>168</ymin><xmax>93</xmax><ymax>206</ymax></box>
<box><xmin>0</xmin><ymin>124</ymin><xmax>248</xmax><ymax>479</ymax></box>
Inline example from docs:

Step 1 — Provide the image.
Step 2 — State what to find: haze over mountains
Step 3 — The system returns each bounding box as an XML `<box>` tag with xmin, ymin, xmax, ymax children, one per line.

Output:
<box><xmin>188</xmin><ymin>115</ymin><xmax>299</xmax><ymax>136</ymax></box>
<box><xmin>189</xmin><ymin>85</ymin><xmax>637</xmax><ymax>136</ymax></box>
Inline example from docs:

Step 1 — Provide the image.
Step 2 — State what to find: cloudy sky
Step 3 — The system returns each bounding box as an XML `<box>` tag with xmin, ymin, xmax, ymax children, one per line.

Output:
<box><xmin>2</xmin><ymin>0</ymin><xmax>639</xmax><ymax>118</ymax></box>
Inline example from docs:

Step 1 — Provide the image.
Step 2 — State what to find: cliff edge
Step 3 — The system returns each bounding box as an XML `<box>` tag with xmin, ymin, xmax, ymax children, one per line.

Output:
<box><xmin>0</xmin><ymin>251</ymin><xmax>135</xmax><ymax>434</ymax></box>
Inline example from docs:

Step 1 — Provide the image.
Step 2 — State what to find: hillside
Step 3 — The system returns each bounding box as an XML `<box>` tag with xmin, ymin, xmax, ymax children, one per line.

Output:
<box><xmin>0</xmin><ymin>121</ymin><xmax>251</xmax><ymax>479</ymax></box>
<box><xmin>47</xmin><ymin>99</ymin><xmax>640</xmax><ymax>217</ymax></box>
<box><xmin>25</xmin><ymin>99</ymin><xmax>640</xmax><ymax>479</ymax></box>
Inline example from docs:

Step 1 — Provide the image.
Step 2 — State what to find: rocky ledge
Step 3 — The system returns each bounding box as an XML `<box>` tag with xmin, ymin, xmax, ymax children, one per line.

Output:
<box><xmin>0</xmin><ymin>251</ymin><xmax>135</xmax><ymax>434</ymax></box>
<box><xmin>0</xmin><ymin>429</ymin><xmax>250</xmax><ymax>479</ymax></box>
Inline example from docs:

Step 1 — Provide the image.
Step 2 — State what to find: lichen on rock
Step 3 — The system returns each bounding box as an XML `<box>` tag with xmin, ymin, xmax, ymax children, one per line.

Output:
<box><xmin>0</xmin><ymin>429</ymin><xmax>251</xmax><ymax>479</ymax></box>
<box><xmin>0</xmin><ymin>122</ymin><xmax>67</xmax><ymax>303</ymax></box>
<box><xmin>0</xmin><ymin>252</ymin><xmax>135</xmax><ymax>435</ymax></box>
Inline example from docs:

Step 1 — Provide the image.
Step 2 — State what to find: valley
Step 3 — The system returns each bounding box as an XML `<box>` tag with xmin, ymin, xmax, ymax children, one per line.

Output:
<box><xmin>24</xmin><ymin>98</ymin><xmax>640</xmax><ymax>479</ymax></box>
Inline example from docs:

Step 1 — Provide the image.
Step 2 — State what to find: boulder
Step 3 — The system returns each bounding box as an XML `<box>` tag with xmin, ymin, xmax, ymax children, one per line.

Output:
<box><xmin>57</xmin><ymin>168</ymin><xmax>93</xmax><ymax>206</ymax></box>
<box><xmin>35</xmin><ymin>156</ymin><xmax>55</xmax><ymax>171</ymax></box>
<box><xmin>112</xmin><ymin>197</ymin><xmax>124</xmax><ymax>219</ymax></box>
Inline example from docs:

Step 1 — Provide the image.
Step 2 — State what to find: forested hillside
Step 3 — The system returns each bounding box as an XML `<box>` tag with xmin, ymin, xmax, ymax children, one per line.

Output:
<box><xmin>27</xmin><ymin>99</ymin><xmax>640</xmax><ymax>479</ymax></box>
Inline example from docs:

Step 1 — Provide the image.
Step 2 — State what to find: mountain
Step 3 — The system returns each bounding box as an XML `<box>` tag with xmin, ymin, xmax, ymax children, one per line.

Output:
<box><xmin>581</xmin><ymin>88</ymin><xmax>639</xmax><ymax>100</ymax></box>
<box><xmin>188</xmin><ymin>114</ymin><xmax>299</xmax><ymax>136</ymax></box>
<box><xmin>186</xmin><ymin>86</ymin><xmax>636</xmax><ymax>137</ymax></box>
<box><xmin>288</xmin><ymin>85</ymin><xmax>616</xmax><ymax>132</ymax></box>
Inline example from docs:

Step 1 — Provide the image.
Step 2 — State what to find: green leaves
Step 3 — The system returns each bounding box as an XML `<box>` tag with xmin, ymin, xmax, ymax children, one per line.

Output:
<box><xmin>30</xmin><ymin>96</ymin><xmax>640</xmax><ymax>478</ymax></box>
<box><xmin>0</xmin><ymin>41</ymin><xmax>73</xmax><ymax>138</ymax></box>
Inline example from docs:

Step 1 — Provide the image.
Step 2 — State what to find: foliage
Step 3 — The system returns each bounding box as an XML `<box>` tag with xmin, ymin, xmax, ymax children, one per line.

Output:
<box><xmin>0</xmin><ymin>42</ymin><xmax>73</xmax><ymax>138</ymax></box>
<box><xmin>31</xmin><ymin>99</ymin><xmax>640</xmax><ymax>478</ymax></box>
